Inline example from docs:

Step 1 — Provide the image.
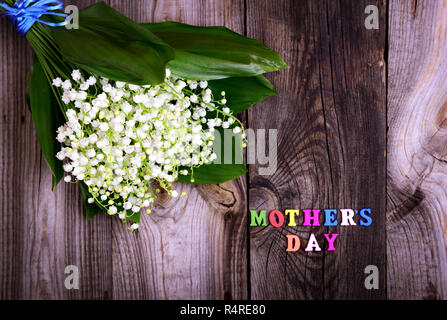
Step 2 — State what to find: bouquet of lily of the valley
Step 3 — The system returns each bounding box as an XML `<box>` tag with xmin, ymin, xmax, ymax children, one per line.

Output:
<box><xmin>0</xmin><ymin>0</ymin><xmax>286</xmax><ymax>230</ymax></box>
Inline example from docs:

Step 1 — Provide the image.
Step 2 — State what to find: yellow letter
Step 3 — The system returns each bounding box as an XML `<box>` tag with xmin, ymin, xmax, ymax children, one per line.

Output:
<box><xmin>285</xmin><ymin>209</ymin><xmax>300</xmax><ymax>226</ymax></box>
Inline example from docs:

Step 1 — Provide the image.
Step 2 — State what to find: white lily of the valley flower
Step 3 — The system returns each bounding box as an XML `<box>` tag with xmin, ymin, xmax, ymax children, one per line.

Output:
<box><xmin>53</xmin><ymin>69</ymin><xmax>245</xmax><ymax>226</ymax></box>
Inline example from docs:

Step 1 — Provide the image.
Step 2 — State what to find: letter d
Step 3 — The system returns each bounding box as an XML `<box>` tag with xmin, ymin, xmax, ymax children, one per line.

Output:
<box><xmin>286</xmin><ymin>235</ymin><xmax>300</xmax><ymax>252</ymax></box>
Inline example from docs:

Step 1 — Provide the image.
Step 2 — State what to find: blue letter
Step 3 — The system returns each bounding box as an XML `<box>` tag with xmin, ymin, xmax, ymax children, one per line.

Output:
<box><xmin>324</xmin><ymin>209</ymin><xmax>338</xmax><ymax>226</ymax></box>
<box><xmin>359</xmin><ymin>208</ymin><xmax>372</xmax><ymax>226</ymax></box>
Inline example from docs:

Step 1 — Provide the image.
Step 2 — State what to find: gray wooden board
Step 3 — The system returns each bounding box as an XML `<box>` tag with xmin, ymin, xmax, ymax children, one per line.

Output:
<box><xmin>0</xmin><ymin>0</ymin><xmax>446</xmax><ymax>300</ymax></box>
<box><xmin>247</xmin><ymin>0</ymin><xmax>386</xmax><ymax>299</ymax></box>
<box><xmin>387</xmin><ymin>0</ymin><xmax>447</xmax><ymax>300</ymax></box>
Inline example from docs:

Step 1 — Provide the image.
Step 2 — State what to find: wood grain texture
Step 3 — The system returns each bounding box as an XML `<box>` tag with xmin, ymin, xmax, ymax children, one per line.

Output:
<box><xmin>0</xmin><ymin>22</ymin><xmax>33</xmax><ymax>299</ymax></box>
<box><xmin>105</xmin><ymin>0</ymin><xmax>248</xmax><ymax>300</ymax></box>
<box><xmin>2</xmin><ymin>0</ymin><xmax>447</xmax><ymax>300</ymax></box>
<box><xmin>387</xmin><ymin>0</ymin><xmax>447</xmax><ymax>300</ymax></box>
<box><xmin>247</xmin><ymin>0</ymin><xmax>386</xmax><ymax>299</ymax></box>
<box><xmin>0</xmin><ymin>0</ymin><xmax>247</xmax><ymax>300</ymax></box>
<box><xmin>1</xmin><ymin>0</ymin><xmax>113</xmax><ymax>299</ymax></box>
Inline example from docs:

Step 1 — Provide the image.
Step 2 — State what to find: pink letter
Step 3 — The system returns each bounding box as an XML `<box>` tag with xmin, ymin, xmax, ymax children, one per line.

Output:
<box><xmin>303</xmin><ymin>209</ymin><xmax>321</xmax><ymax>226</ymax></box>
<box><xmin>324</xmin><ymin>233</ymin><xmax>339</xmax><ymax>251</ymax></box>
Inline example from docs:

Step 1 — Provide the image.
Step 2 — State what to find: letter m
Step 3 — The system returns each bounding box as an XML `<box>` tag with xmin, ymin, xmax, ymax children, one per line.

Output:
<box><xmin>250</xmin><ymin>210</ymin><xmax>267</xmax><ymax>226</ymax></box>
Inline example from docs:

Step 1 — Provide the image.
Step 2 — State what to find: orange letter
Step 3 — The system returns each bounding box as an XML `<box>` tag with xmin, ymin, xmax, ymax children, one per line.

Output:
<box><xmin>286</xmin><ymin>235</ymin><xmax>300</xmax><ymax>252</ymax></box>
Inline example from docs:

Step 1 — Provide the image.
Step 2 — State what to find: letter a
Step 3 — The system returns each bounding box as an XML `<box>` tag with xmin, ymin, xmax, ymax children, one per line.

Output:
<box><xmin>364</xmin><ymin>5</ymin><xmax>379</xmax><ymax>30</ymax></box>
<box><xmin>305</xmin><ymin>234</ymin><xmax>321</xmax><ymax>252</ymax></box>
<box><xmin>64</xmin><ymin>265</ymin><xmax>79</xmax><ymax>290</ymax></box>
<box><xmin>364</xmin><ymin>265</ymin><xmax>379</xmax><ymax>290</ymax></box>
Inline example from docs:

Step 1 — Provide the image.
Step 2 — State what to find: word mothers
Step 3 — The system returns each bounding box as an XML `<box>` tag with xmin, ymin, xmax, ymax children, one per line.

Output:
<box><xmin>249</xmin><ymin>208</ymin><xmax>373</xmax><ymax>252</ymax></box>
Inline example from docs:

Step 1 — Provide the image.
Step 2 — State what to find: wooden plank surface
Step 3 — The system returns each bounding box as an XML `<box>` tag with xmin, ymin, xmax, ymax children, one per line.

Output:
<box><xmin>0</xmin><ymin>13</ymin><xmax>113</xmax><ymax>300</ymax></box>
<box><xmin>0</xmin><ymin>0</ymin><xmax>247</xmax><ymax>300</ymax></box>
<box><xmin>387</xmin><ymin>0</ymin><xmax>447</xmax><ymax>300</ymax></box>
<box><xmin>105</xmin><ymin>0</ymin><xmax>248</xmax><ymax>300</ymax></box>
<box><xmin>247</xmin><ymin>0</ymin><xmax>386</xmax><ymax>299</ymax></box>
<box><xmin>1</xmin><ymin>0</ymin><xmax>447</xmax><ymax>300</ymax></box>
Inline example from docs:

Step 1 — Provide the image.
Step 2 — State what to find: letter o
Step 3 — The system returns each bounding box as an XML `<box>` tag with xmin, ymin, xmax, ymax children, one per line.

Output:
<box><xmin>269</xmin><ymin>210</ymin><xmax>284</xmax><ymax>228</ymax></box>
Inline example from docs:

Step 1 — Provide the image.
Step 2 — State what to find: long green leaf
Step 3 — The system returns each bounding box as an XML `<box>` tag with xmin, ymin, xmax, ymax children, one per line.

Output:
<box><xmin>28</xmin><ymin>57</ymin><xmax>64</xmax><ymax>189</ymax></box>
<box><xmin>50</xmin><ymin>2</ymin><xmax>174</xmax><ymax>85</ymax></box>
<box><xmin>177</xmin><ymin>126</ymin><xmax>247</xmax><ymax>184</ymax></box>
<box><xmin>208</xmin><ymin>75</ymin><xmax>278</xmax><ymax>115</ymax></box>
<box><xmin>177</xmin><ymin>164</ymin><xmax>247</xmax><ymax>184</ymax></box>
<box><xmin>126</xmin><ymin>210</ymin><xmax>141</xmax><ymax>223</ymax></box>
<box><xmin>80</xmin><ymin>182</ymin><xmax>102</xmax><ymax>220</ymax></box>
<box><xmin>142</xmin><ymin>21</ymin><xmax>287</xmax><ymax>80</ymax></box>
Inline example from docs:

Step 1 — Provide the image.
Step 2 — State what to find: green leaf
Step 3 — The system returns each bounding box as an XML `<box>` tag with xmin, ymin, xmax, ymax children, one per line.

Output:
<box><xmin>177</xmin><ymin>126</ymin><xmax>247</xmax><ymax>184</ymax></box>
<box><xmin>28</xmin><ymin>56</ymin><xmax>64</xmax><ymax>189</ymax></box>
<box><xmin>50</xmin><ymin>2</ymin><xmax>174</xmax><ymax>85</ymax></box>
<box><xmin>141</xmin><ymin>21</ymin><xmax>288</xmax><ymax>80</ymax></box>
<box><xmin>126</xmin><ymin>210</ymin><xmax>141</xmax><ymax>223</ymax></box>
<box><xmin>177</xmin><ymin>164</ymin><xmax>247</xmax><ymax>184</ymax></box>
<box><xmin>208</xmin><ymin>75</ymin><xmax>278</xmax><ymax>115</ymax></box>
<box><xmin>80</xmin><ymin>182</ymin><xmax>102</xmax><ymax>220</ymax></box>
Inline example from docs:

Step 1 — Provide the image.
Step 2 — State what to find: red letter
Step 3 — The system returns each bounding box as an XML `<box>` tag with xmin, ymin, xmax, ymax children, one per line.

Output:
<box><xmin>269</xmin><ymin>210</ymin><xmax>284</xmax><ymax>228</ymax></box>
<box><xmin>286</xmin><ymin>235</ymin><xmax>300</xmax><ymax>252</ymax></box>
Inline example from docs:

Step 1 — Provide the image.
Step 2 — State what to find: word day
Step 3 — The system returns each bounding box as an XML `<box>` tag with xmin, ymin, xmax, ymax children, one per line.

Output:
<box><xmin>249</xmin><ymin>208</ymin><xmax>373</xmax><ymax>252</ymax></box>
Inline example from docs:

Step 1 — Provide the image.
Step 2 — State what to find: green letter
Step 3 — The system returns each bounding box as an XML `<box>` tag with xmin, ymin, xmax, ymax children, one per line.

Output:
<box><xmin>250</xmin><ymin>210</ymin><xmax>267</xmax><ymax>226</ymax></box>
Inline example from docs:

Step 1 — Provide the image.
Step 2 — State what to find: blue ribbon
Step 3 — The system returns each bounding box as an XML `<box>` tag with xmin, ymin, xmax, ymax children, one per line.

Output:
<box><xmin>0</xmin><ymin>0</ymin><xmax>68</xmax><ymax>35</ymax></box>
